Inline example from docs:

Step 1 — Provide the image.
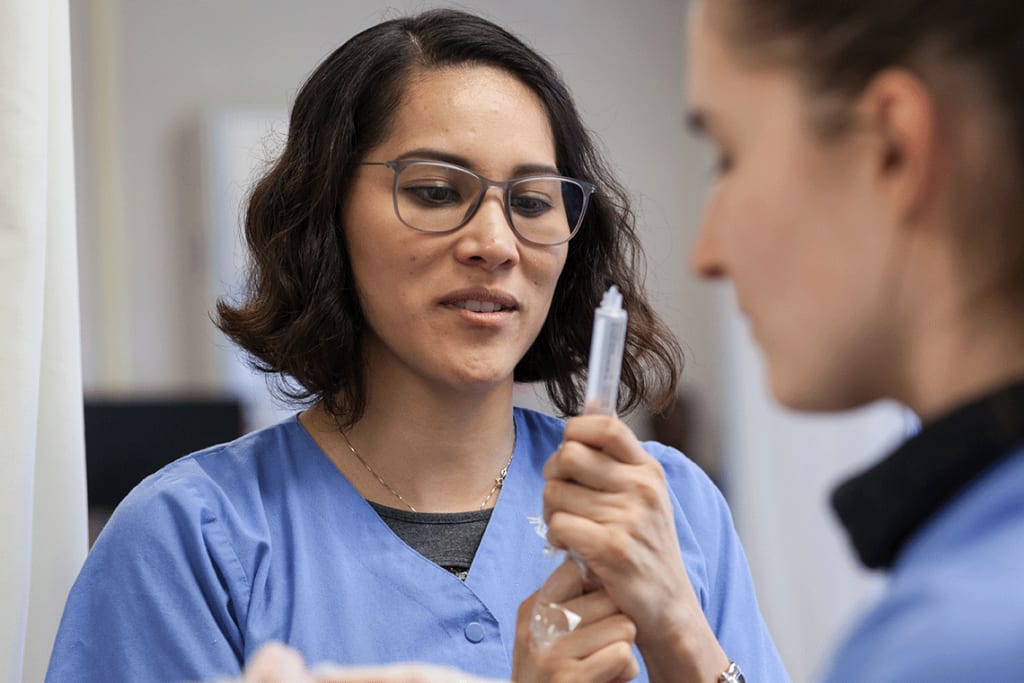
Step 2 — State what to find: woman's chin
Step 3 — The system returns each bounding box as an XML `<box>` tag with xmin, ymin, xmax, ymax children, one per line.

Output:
<box><xmin>769</xmin><ymin>374</ymin><xmax>876</xmax><ymax>414</ymax></box>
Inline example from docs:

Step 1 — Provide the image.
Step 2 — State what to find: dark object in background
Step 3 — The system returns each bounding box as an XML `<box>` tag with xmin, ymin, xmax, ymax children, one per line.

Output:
<box><xmin>84</xmin><ymin>396</ymin><xmax>243</xmax><ymax>509</ymax></box>
<box><xmin>649</xmin><ymin>388</ymin><xmax>723</xmax><ymax>489</ymax></box>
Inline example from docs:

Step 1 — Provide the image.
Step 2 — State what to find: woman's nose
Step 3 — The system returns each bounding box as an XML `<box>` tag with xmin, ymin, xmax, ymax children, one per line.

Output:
<box><xmin>454</xmin><ymin>191</ymin><xmax>520</xmax><ymax>269</ymax></box>
<box><xmin>690</xmin><ymin>212</ymin><xmax>726</xmax><ymax>279</ymax></box>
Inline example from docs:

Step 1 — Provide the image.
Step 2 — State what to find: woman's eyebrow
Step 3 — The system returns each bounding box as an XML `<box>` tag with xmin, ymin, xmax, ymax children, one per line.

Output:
<box><xmin>395</xmin><ymin>147</ymin><xmax>470</xmax><ymax>166</ymax></box>
<box><xmin>395</xmin><ymin>147</ymin><xmax>559</xmax><ymax>176</ymax></box>
<box><xmin>513</xmin><ymin>162</ymin><xmax>561</xmax><ymax>176</ymax></box>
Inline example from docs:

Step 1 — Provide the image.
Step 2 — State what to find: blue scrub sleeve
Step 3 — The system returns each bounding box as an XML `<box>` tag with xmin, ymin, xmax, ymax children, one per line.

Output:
<box><xmin>47</xmin><ymin>466</ymin><xmax>247</xmax><ymax>683</ymax></box>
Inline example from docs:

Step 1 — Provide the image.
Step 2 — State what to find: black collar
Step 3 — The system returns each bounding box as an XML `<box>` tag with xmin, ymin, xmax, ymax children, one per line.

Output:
<box><xmin>831</xmin><ymin>380</ymin><xmax>1024</xmax><ymax>570</ymax></box>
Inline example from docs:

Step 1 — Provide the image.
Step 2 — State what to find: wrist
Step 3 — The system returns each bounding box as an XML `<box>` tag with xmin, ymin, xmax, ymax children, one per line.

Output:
<box><xmin>636</xmin><ymin>610</ymin><xmax>729</xmax><ymax>683</ymax></box>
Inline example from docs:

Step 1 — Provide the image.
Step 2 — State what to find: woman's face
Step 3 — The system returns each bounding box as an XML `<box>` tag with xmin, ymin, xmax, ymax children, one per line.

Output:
<box><xmin>686</xmin><ymin>2</ymin><xmax>900</xmax><ymax>411</ymax></box>
<box><xmin>343</xmin><ymin>66</ymin><xmax>568</xmax><ymax>397</ymax></box>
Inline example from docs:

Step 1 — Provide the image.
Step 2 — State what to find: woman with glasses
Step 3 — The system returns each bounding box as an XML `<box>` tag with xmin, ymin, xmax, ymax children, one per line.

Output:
<box><xmin>674</xmin><ymin>1</ymin><xmax>1024</xmax><ymax>682</ymax></box>
<box><xmin>48</xmin><ymin>9</ymin><xmax>786</xmax><ymax>683</ymax></box>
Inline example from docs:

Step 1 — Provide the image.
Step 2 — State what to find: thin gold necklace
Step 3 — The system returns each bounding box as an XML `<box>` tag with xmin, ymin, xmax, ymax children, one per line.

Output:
<box><xmin>332</xmin><ymin>414</ymin><xmax>514</xmax><ymax>513</ymax></box>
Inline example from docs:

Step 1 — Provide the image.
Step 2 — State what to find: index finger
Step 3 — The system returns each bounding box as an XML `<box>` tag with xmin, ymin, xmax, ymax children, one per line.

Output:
<box><xmin>535</xmin><ymin>557</ymin><xmax>588</xmax><ymax>604</ymax></box>
<box><xmin>562</xmin><ymin>414</ymin><xmax>647</xmax><ymax>465</ymax></box>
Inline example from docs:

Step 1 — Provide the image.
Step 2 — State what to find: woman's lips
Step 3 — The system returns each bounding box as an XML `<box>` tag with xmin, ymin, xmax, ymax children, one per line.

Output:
<box><xmin>439</xmin><ymin>288</ymin><xmax>519</xmax><ymax>312</ymax></box>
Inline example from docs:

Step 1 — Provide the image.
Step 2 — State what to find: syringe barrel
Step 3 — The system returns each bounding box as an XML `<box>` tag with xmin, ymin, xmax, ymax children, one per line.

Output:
<box><xmin>584</xmin><ymin>287</ymin><xmax>628</xmax><ymax>415</ymax></box>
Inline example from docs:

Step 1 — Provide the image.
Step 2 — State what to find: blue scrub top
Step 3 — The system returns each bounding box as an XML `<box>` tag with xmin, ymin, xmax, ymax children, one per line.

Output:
<box><xmin>822</xmin><ymin>447</ymin><xmax>1024</xmax><ymax>682</ymax></box>
<box><xmin>48</xmin><ymin>407</ymin><xmax>787</xmax><ymax>683</ymax></box>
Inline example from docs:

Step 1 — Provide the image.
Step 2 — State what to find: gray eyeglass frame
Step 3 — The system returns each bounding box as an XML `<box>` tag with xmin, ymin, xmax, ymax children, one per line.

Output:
<box><xmin>359</xmin><ymin>159</ymin><xmax>596</xmax><ymax>246</ymax></box>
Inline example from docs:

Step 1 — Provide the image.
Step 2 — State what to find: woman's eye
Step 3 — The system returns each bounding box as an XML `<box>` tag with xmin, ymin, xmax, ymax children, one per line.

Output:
<box><xmin>510</xmin><ymin>194</ymin><xmax>552</xmax><ymax>217</ymax></box>
<box><xmin>712</xmin><ymin>151</ymin><xmax>734</xmax><ymax>177</ymax></box>
<box><xmin>696</xmin><ymin>137</ymin><xmax>733</xmax><ymax>179</ymax></box>
<box><xmin>405</xmin><ymin>185</ymin><xmax>461</xmax><ymax>205</ymax></box>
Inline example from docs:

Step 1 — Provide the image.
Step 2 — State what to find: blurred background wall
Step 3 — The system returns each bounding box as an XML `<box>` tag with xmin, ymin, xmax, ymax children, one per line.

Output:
<box><xmin>69</xmin><ymin>1</ymin><xmax>907</xmax><ymax>680</ymax></box>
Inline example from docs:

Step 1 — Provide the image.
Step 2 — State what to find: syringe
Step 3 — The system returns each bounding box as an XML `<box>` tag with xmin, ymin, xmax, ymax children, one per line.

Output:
<box><xmin>571</xmin><ymin>284</ymin><xmax>628</xmax><ymax>577</ymax></box>
<box><xmin>529</xmin><ymin>284</ymin><xmax>628</xmax><ymax>648</ymax></box>
<box><xmin>584</xmin><ymin>285</ymin><xmax>628</xmax><ymax>416</ymax></box>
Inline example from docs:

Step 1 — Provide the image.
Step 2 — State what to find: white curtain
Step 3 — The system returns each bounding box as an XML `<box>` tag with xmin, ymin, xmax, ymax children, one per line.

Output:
<box><xmin>0</xmin><ymin>1</ymin><xmax>88</xmax><ymax>681</ymax></box>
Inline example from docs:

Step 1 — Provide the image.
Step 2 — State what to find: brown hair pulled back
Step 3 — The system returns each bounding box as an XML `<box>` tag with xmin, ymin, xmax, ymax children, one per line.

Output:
<box><xmin>715</xmin><ymin>0</ymin><xmax>1024</xmax><ymax>293</ymax></box>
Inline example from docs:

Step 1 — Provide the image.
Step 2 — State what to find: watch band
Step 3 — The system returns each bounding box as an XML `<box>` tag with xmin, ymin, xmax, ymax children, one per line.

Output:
<box><xmin>719</xmin><ymin>660</ymin><xmax>746</xmax><ymax>683</ymax></box>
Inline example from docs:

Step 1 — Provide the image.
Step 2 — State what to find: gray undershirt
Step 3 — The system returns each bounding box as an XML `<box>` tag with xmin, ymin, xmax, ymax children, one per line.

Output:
<box><xmin>369</xmin><ymin>502</ymin><xmax>493</xmax><ymax>581</ymax></box>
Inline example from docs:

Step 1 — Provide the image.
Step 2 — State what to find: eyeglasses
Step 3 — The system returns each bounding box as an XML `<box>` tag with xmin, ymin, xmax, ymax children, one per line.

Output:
<box><xmin>359</xmin><ymin>159</ymin><xmax>596</xmax><ymax>246</ymax></box>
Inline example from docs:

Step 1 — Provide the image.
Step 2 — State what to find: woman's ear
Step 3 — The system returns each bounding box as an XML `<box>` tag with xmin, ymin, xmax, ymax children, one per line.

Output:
<box><xmin>857</xmin><ymin>68</ymin><xmax>946</xmax><ymax>225</ymax></box>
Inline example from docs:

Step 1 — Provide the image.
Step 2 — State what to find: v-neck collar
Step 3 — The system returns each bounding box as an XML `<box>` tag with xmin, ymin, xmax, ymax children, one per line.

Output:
<box><xmin>289</xmin><ymin>409</ymin><xmax>557</xmax><ymax>595</ymax></box>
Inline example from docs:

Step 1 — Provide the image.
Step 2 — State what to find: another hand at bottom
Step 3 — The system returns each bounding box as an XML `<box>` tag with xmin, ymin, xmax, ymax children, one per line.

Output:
<box><xmin>513</xmin><ymin>559</ymin><xmax>639</xmax><ymax>683</ymax></box>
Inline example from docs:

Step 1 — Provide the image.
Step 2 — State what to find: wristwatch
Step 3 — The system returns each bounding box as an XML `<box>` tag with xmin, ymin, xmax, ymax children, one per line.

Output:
<box><xmin>719</xmin><ymin>660</ymin><xmax>746</xmax><ymax>683</ymax></box>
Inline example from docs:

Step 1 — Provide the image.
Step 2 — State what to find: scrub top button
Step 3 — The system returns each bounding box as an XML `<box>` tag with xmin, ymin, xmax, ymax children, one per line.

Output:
<box><xmin>464</xmin><ymin>622</ymin><xmax>485</xmax><ymax>643</ymax></box>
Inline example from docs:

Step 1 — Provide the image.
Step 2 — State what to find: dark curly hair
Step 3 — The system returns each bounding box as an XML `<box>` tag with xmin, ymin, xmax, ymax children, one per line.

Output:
<box><xmin>216</xmin><ymin>8</ymin><xmax>684</xmax><ymax>427</ymax></box>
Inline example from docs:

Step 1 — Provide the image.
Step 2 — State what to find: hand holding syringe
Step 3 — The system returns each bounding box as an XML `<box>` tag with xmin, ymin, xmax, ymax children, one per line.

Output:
<box><xmin>529</xmin><ymin>284</ymin><xmax>628</xmax><ymax>648</ymax></box>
